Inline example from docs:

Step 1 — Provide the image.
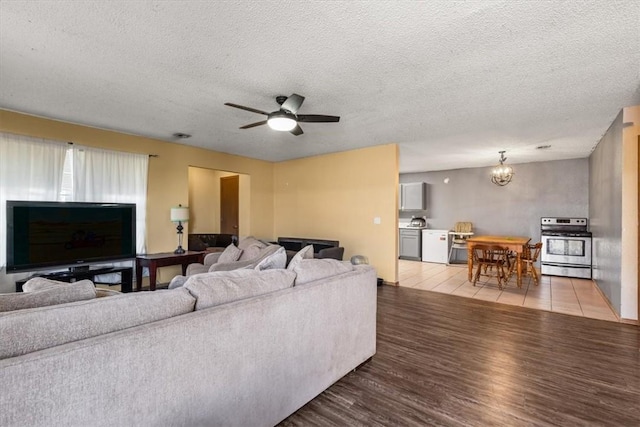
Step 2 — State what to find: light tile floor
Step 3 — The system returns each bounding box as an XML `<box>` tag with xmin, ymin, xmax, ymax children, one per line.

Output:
<box><xmin>398</xmin><ymin>259</ymin><xmax>620</xmax><ymax>323</ymax></box>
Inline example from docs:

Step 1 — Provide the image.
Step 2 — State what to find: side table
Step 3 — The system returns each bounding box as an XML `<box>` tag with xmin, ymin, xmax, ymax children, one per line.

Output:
<box><xmin>135</xmin><ymin>251</ymin><xmax>205</xmax><ymax>291</ymax></box>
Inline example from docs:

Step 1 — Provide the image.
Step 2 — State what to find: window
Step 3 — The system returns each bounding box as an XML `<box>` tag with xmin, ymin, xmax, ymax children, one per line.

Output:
<box><xmin>1</xmin><ymin>133</ymin><xmax>149</xmax><ymax>270</ymax></box>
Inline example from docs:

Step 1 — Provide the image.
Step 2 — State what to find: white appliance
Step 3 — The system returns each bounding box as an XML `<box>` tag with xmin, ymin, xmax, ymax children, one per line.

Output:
<box><xmin>421</xmin><ymin>229</ymin><xmax>450</xmax><ymax>264</ymax></box>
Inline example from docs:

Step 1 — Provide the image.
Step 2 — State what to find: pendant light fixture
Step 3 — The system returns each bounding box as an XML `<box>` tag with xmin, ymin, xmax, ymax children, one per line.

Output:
<box><xmin>491</xmin><ymin>151</ymin><xmax>514</xmax><ymax>186</ymax></box>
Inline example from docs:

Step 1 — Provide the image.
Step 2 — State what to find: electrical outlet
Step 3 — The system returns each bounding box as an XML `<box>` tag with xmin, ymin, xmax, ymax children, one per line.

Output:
<box><xmin>373</xmin><ymin>217</ymin><xmax>381</xmax><ymax>224</ymax></box>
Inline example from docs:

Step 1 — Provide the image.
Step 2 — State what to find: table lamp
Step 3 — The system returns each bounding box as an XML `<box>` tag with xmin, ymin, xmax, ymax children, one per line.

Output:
<box><xmin>170</xmin><ymin>204</ymin><xmax>189</xmax><ymax>254</ymax></box>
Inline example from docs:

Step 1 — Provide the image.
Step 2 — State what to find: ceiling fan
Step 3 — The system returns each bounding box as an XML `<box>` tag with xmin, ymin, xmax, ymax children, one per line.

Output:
<box><xmin>224</xmin><ymin>93</ymin><xmax>340</xmax><ymax>136</ymax></box>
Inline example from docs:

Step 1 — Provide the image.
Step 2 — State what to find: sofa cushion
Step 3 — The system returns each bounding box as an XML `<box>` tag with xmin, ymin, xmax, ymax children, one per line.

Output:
<box><xmin>218</xmin><ymin>244</ymin><xmax>243</xmax><ymax>263</ymax></box>
<box><xmin>254</xmin><ymin>247</ymin><xmax>286</xmax><ymax>271</ymax></box>
<box><xmin>0</xmin><ymin>279</ymin><xmax>96</xmax><ymax>313</ymax></box>
<box><xmin>287</xmin><ymin>245</ymin><xmax>315</xmax><ymax>271</ymax></box>
<box><xmin>184</xmin><ymin>269</ymin><xmax>296</xmax><ymax>311</ymax></box>
<box><xmin>291</xmin><ymin>258</ymin><xmax>354</xmax><ymax>286</ymax></box>
<box><xmin>0</xmin><ymin>288</ymin><xmax>196</xmax><ymax>360</ymax></box>
<box><xmin>95</xmin><ymin>288</ymin><xmax>122</xmax><ymax>298</ymax></box>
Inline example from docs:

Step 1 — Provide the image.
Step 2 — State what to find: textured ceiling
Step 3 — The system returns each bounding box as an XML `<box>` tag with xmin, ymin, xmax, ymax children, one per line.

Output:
<box><xmin>1</xmin><ymin>1</ymin><xmax>639</xmax><ymax>172</ymax></box>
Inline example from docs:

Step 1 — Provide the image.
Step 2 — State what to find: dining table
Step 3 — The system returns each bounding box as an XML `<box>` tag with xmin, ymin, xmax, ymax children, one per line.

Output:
<box><xmin>466</xmin><ymin>235</ymin><xmax>531</xmax><ymax>288</ymax></box>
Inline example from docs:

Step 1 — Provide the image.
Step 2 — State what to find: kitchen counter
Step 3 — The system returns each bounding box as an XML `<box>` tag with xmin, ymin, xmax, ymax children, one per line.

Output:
<box><xmin>398</xmin><ymin>224</ymin><xmax>428</xmax><ymax>229</ymax></box>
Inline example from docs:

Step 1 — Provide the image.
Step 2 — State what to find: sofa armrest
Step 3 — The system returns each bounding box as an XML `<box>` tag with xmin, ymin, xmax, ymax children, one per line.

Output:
<box><xmin>203</xmin><ymin>252</ymin><xmax>222</xmax><ymax>265</ymax></box>
<box><xmin>168</xmin><ymin>275</ymin><xmax>188</xmax><ymax>289</ymax></box>
<box><xmin>186</xmin><ymin>263</ymin><xmax>209</xmax><ymax>276</ymax></box>
<box><xmin>316</xmin><ymin>246</ymin><xmax>345</xmax><ymax>261</ymax></box>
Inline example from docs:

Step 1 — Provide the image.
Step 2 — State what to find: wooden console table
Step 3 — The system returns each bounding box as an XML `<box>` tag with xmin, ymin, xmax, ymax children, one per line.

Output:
<box><xmin>135</xmin><ymin>251</ymin><xmax>205</xmax><ymax>291</ymax></box>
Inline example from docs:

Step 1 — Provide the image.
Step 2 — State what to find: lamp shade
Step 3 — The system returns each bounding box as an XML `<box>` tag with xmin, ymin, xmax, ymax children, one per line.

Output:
<box><xmin>170</xmin><ymin>205</ymin><xmax>189</xmax><ymax>223</ymax></box>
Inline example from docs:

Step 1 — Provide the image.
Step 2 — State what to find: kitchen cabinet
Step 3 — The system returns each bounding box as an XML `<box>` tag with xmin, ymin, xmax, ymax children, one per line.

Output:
<box><xmin>399</xmin><ymin>182</ymin><xmax>426</xmax><ymax>211</ymax></box>
<box><xmin>399</xmin><ymin>228</ymin><xmax>421</xmax><ymax>260</ymax></box>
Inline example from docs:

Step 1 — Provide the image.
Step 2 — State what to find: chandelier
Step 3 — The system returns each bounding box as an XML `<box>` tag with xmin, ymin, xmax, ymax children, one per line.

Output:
<box><xmin>491</xmin><ymin>151</ymin><xmax>514</xmax><ymax>186</ymax></box>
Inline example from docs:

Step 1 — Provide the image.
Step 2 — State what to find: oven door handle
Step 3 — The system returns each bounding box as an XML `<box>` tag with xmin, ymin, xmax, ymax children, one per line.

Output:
<box><xmin>541</xmin><ymin>261</ymin><xmax>592</xmax><ymax>269</ymax></box>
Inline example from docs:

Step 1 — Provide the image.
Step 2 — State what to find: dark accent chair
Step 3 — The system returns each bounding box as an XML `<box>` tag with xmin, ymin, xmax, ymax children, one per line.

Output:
<box><xmin>188</xmin><ymin>233</ymin><xmax>238</xmax><ymax>252</ymax></box>
<box><xmin>277</xmin><ymin>237</ymin><xmax>345</xmax><ymax>264</ymax></box>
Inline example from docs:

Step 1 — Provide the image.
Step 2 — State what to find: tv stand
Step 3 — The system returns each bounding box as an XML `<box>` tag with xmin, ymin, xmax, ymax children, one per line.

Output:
<box><xmin>15</xmin><ymin>266</ymin><xmax>133</xmax><ymax>293</ymax></box>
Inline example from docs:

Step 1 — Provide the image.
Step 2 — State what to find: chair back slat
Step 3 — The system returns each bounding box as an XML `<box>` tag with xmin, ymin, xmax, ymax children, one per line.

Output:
<box><xmin>471</xmin><ymin>244</ymin><xmax>509</xmax><ymax>289</ymax></box>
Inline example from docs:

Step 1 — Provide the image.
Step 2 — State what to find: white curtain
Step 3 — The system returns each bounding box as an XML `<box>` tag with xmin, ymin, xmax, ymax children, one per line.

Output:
<box><xmin>70</xmin><ymin>145</ymin><xmax>148</xmax><ymax>254</ymax></box>
<box><xmin>0</xmin><ymin>133</ymin><xmax>67</xmax><ymax>269</ymax></box>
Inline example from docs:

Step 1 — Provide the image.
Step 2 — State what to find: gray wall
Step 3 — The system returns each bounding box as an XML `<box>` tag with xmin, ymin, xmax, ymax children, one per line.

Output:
<box><xmin>589</xmin><ymin>111</ymin><xmax>623</xmax><ymax>313</ymax></box>
<box><xmin>401</xmin><ymin>158</ymin><xmax>589</xmax><ymax>262</ymax></box>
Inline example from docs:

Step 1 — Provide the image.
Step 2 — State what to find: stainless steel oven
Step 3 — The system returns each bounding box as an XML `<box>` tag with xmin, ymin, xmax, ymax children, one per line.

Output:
<box><xmin>540</xmin><ymin>217</ymin><xmax>592</xmax><ymax>279</ymax></box>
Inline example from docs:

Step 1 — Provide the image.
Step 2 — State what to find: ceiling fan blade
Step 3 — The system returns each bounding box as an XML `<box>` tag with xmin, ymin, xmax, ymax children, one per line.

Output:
<box><xmin>290</xmin><ymin>124</ymin><xmax>304</xmax><ymax>136</ymax></box>
<box><xmin>224</xmin><ymin>103</ymin><xmax>269</xmax><ymax>116</ymax></box>
<box><xmin>239</xmin><ymin>120</ymin><xmax>267</xmax><ymax>129</ymax></box>
<box><xmin>296</xmin><ymin>114</ymin><xmax>340</xmax><ymax>123</ymax></box>
<box><xmin>281</xmin><ymin>94</ymin><xmax>305</xmax><ymax>114</ymax></box>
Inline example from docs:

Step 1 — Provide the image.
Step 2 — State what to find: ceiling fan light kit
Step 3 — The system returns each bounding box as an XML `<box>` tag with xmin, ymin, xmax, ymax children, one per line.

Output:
<box><xmin>225</xmin><ymin>93</ymin><xmax>340</xmax><ymax>136</ymax></box>
<box><xmin>491</xmin><ymin>150</ymin><xmax>514</xmax><ymax>186</ymax></box>
<box><xmin>267</xmin><ymin>112</ymin><xmax>297</xmax><ymax>131</ymax></box>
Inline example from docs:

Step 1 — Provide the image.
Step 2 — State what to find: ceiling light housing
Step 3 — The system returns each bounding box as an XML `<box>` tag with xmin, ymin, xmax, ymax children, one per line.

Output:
<box><xmin>173</xmin><ymin>132</ymin><xmax>192</xmax><ymax>139</ymax></box>
<box><xmin>267</xmin><ymin>112</ymin><xmax>297</xmax><ymax>131</ymax></box>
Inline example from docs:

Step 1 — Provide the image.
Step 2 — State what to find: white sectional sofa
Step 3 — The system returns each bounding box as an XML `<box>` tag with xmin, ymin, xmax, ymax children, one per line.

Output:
<box><xmin>0</xmin><ymin>260</ymin><xmax>377</xmax><ymax>427</ymax></box>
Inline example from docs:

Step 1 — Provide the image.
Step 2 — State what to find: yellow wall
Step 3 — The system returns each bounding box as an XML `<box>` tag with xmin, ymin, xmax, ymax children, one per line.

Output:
<box><xmin>0</xmin><ymin>109</ymin><xmax>399</xmax><ymax>288</ymax></box>
<box><xmin>187</xmin><ymin>167</ymin><xmax>251</xmax><ymax>238</ymax></box>
<box><xmin>239</xmin><ymin>173</ymin><xmax>251</xmax><ymax>237</ymax></box>
<box><xmin>0</xmin><ymin>110</ymin><xmax>275</xmax><ymax>286</ymax></box>
<box><xmin>188</xmin><ymin>167</ymin><xmax>232</xmax><ymax>233</ymax></box>
<box><xmin>274</xmin><ymin>144</ymin><xmax>399</xmax><ymax>282</ymax></box>
<box><xmin>189</xmin><ymin>167</ymin><xmax>221</xmax><ymax>233</ymax></box>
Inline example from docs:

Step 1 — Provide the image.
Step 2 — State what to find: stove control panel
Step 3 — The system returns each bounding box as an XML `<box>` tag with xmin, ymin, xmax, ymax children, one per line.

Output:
<box><xmin>541</xmin><ymin>217</ymin><xmax>588</xmax><ymax>226</ymax></box>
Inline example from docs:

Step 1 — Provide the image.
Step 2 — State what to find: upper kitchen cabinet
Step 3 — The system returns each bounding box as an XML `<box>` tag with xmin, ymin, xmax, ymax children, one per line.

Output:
<box><xmin>399</xmin><ymin>182</ymin><xmax>426</xmax><ymax>211</ymax></box>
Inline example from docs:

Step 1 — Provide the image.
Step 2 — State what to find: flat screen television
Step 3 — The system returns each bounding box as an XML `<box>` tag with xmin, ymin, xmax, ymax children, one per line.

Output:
<box><xmin>6</xmin><ymin>201</ymin><xmax>136</xmax><ymax>272</ymax></box>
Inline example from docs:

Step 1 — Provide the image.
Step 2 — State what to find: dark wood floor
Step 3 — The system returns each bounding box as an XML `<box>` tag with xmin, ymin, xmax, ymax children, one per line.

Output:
<box><xmin>280</xmin><ymin>285</ymin><xmax>640</xmax><ymax>426</ymax></box>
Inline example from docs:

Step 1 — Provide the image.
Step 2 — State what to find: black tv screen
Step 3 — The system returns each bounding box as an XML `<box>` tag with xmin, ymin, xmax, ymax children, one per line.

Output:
<box><xmin>6</xmin><ymin>201</ymin><xmax>136</xmax><ymax>272</ymax></box>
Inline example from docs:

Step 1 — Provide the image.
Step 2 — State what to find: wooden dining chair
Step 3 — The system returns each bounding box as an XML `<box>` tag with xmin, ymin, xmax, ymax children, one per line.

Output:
<box><xmin>471</xmin><ymin>244</ymin><xmax>510</xmax><ymax>289</ymax></box>
<box><xmin>521</xmin><ymin>242</ymin><xmax>543</xmax><ymax>285</ymax></box>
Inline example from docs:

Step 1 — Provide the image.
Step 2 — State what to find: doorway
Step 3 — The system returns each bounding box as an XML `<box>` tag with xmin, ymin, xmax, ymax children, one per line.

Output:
<box><xmin>187</xmin><ymin>166</ymin><xmax>249</xmax><ymax>237</ymax></box>
<box><xmin>220</xmin><ymin>175</ymin><xmax>239</xmax><ymax>235</ymax></box>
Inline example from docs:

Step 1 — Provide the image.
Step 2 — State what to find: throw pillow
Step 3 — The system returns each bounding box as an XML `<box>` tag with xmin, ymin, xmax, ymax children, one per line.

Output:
<box><xmin>286</xmin><ymin>245</ymin><xmax>314</xmax><ymax>271</ymax></box>
<box><xmin>237</xmin><ymin>236</ymin><xmax>267</xmax><ymax>251</ymax></box>
<box><xmin>217</xmin><ymin>244</ymin><xmax>243</xmax><ymax>264</ymax></box>
<box><xmin>254</xmin><ymin>247</ymin><xmax>286</xmax><ymax>271</ymax></box>
<box><xmin>22</xmin><ymin>277</ymin><xmax>93</xmax><ymax>292</ymax></box>
<box><xmin>239</xmin><ymin>243</ymin><xmax>263</xmax><ymax>261</ymax></box>
<box><xmin>183</xmin><ymin>269</ymin><xmax>296</xmax><ymax>310</ymax></box>
<box><xmin>291</xmin><ymin>258</ymin><xmax>354</xmax><ymax>286</ymax></box>
<box><xmin>0</xmin><ymin>279</ymin><xmax>96</xmax><ymax>313</ymax></box>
